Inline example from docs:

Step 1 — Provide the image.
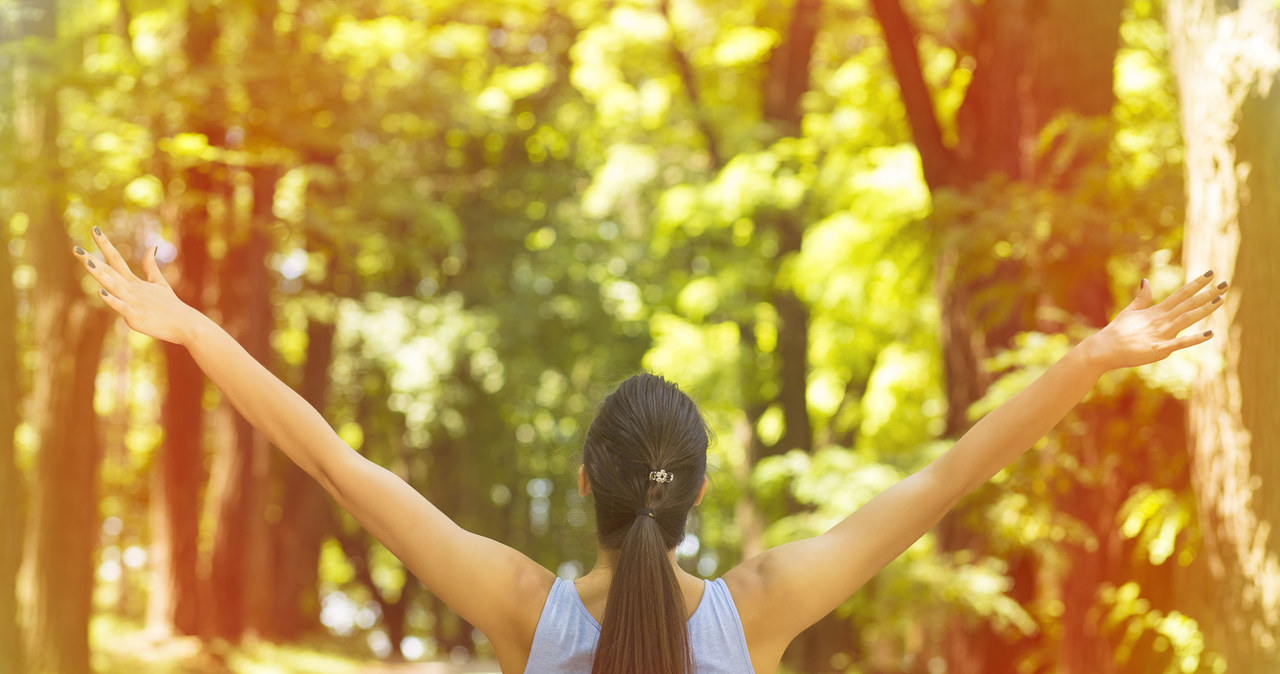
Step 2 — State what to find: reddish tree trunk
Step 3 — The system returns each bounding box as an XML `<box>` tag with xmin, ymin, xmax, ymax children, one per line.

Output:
<box><xmin>17</xmin><ymin>0</ymin><xmax>115</xmax><ymax>671</ymax></box>
<box><xmin>269</xmin><ymin>312</ymin><xmax>337</xmax><ymax>639</ymax></box>
<box><xmin>146</xmin><ymin>223</ymin><xmax>210</xmax><ymax>637</ymax></box>
<box><xmin>0</xmin><ymin>37</ymin><xmax>24</xmax><ymax>667</ymax></box>
<box><xmin>0</xmin><ymin>151</ymin><xmax>24</xmax><ymax>674</ymax></box>
<box><xmin>204</xmin><ymin>168</ymin><xmax>279</xmax><ymax>641</ymax></box>
<box><xmin>23</xmin><ymin>217</ymin><xmax>112</xmax><ymax>673</ymax></box>
<box><xmin>870</xmin><ymin>0</ymin><xmax>1123</xmax><ymax>671</ymax></box>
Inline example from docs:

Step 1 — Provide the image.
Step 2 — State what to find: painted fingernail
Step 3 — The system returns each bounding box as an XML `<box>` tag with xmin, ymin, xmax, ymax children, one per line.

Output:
<box><xmin>1217</xmin><ymin>281</ymin><xmax>1228</xmax><ymax>290</ymax></box>
<box><xmin>1204</xmin><ymin>330</ymin><xmax>1213</xmax><ymax>337</ymax></box>
<box><xmin>74</xmin><ymin>246</ymin><xmax>86</xmax><ymax>256</ymax></box>
<box><xmin>1212</xmin><ymin>296</ymin><xmax>1221</xmax><ymax>304</ymax></box>
<box><xmin>93</xmin><ymin>226</ymin><xmax>102</xmax><ymax>236</ymax></box>
<box><xmin>100</xmin><ymin>289</ymin><xmax>109</xmax><ymax>297</ymax></box>
<box><xmin>87</xmin><ymin>259</ymin><xmax>96</xmax><ymax>269</ymax></box>
<box><xmin>1204</xmin><ymin>270</ymin><xmax>1214</xmax><ymax>278</ymax></box>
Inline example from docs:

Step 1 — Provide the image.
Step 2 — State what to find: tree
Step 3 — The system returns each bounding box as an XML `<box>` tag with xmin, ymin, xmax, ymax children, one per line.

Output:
<box><xmin>142</xmin><ymin>0</ymin><xmax>223</xmax><ymax>638</ymax></box>
<box><xmin>0</xmin><ymin>205</ymin><xmax>23</xmax><ymax>674</ymax></box>
<box><xmin>1</xmin><ymin>6</ymin><xmax>27</xmax><ymax>671</ymax></box>
<box><xmin>869</xmin><ymin>0</ymin><xmax>1125</xmax><ymax>670</ymax></box>
<box><xmin>18</xmin><ymin>0</ymin><xmax>116</xmax><ymax>669</ymax></box>
<box><xmin>146</xmin><ymin>223</ymin><xmax>209</xmax><ymax>637</ymax></box>
<box><xmin>268</xmin><ymin>244</ymin><xmax>338</xmax><ymax>639</ymax></box>
<box><xmin>1166</xmin><ymin>0</ymin><xmax>1280</xmax><ymax>669</ymax></box>
<box><xmin>205</xmin><ymin>185</ymin><xmax>278</xmax><ymax>641</ymax></box>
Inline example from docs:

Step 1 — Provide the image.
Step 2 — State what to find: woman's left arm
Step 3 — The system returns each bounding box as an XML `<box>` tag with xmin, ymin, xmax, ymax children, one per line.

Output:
<box><xmin>728</xmin><ymin>271</ymin><xmax>1229</xmax><ymax>649</ymax></box>
<box><xmin>929</xmin><ymin>273</ymin><xmax>1226</xmax><ymax>498</ymax></box>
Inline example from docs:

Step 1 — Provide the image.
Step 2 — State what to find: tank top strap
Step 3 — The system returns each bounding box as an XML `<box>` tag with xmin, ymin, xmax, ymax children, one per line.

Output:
<box><xmin>687</xmin><ymin>578</ymin><xmax>755</xmax><ymax>673</ymax></box>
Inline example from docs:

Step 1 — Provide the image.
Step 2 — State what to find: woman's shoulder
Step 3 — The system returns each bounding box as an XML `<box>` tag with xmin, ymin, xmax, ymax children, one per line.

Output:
<box><xmin>718</xmin><ymin>564</ymin><xmax>787</xmax><ymax>672</ymax></box>
<box><xmin>720</xmin><ymin>564</ymin><xmax>767</xmax><ymax>620</ymax></box>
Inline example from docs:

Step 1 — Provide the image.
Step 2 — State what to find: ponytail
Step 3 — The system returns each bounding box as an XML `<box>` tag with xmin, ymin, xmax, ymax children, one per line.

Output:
<box><xmin>582</xmin><ymin>373</ymin><xmax>710</xmax><ymax>674</ymax></box>
<box><xmin>591</xmin><ymin>511</ymin><xmax>692</xmax><ymax>674</ymax></box>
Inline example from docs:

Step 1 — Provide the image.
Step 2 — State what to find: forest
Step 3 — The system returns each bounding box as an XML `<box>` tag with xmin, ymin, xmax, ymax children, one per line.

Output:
<box><xmin>1</xmin><ymin>0</ymin><xmax>1278</xmax><ymax>672</ymax></box>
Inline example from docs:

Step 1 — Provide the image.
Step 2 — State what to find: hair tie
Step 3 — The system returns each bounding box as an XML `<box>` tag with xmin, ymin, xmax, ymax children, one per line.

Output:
<box><xmin>637</xmin><ymin>508</ymin><xmax>656</xmax><ymax>519</ymax></box>
<box><xmin>648</xmin><ymin>469</ymin><xmax>674</xmax><ymax>484</ymax></box>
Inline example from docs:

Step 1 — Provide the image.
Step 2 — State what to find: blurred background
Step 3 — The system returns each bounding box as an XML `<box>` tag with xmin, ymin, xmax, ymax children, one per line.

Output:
<box><xmin>1</xmin><ymin>0</ymin><xmax>1278</xmax><ymax>672</ymax></box>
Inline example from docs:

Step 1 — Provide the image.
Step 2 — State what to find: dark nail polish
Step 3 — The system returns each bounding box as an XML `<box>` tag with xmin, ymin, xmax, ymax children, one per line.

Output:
<box><xmin>1217</xmin><ymin>281</ymin><xmax>1228</xmax><ymax>290</ymax></box>
<box><xmin>101</xmin><ymin>289</ymin><xmax>109</xmax><ymax>297</ymax></box>
<box><xmin>87</xmin><ymin>259</ymin><xmax>96</xmax><ymax>269</ymax></box>
<box><xmin>1204</xmin><ymin>270</ymin><xmax>1214</xmax><ymax>278</ymax></box>
<box><xmin>1204</xmin><ymin>330</ymin><xmax>1213</xmax><ymax>337</ymax></box>
<box><xmin>93</xmin><ymin>226</ymin><xmax>102</xmax><ymax>236</ymax></box>
<box><xmin>1212</xmin><ymin>296</ymin><xmax>1221</xmax><ymax>304</ymax></box>
<box><xmin>74</xmin><ymin>246</ymin><xmax>85</xmax><ymax>256</ymax></box>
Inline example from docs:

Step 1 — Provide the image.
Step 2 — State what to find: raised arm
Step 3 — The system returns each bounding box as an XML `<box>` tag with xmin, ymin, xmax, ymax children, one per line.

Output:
<box><xmin>72</xmin><ymin>229</ymin><xmax>553</xmax><ymax>651</ymax></box>
<box><xmin>725</xmin><ymin>271</ymin><xmax>1229</xmax><ymax>661</ymax></box>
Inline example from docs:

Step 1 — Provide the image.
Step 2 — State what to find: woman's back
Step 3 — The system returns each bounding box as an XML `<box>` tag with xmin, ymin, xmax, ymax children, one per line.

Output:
<box><xmin>523</xmin><ymin>575</ymin><xmax>754</xmax><ymax>674</ymax></box>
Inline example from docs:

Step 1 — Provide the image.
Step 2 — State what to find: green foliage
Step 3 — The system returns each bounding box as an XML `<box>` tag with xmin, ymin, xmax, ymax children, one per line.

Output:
<box><xmin>1119</xmin><ymin>485</ymin><xmax>1198</xmax><ymax>567</ymax></box>
<box><xmin>1098</xmin><ymin>582</ymin><xmax>1225</xmax><ymax>674</ymax></box>
<box><xmin>0</xmin><ymin>0</ymin><xmax>1215</xmax><ymax>668</ymax></box>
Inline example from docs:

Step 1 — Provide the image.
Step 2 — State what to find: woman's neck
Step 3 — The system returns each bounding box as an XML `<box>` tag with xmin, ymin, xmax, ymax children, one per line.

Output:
<box><xmin>580</xmin><ymin>545</ymin><xmax>690</xmax><ymax>582</ymax></box>
<box><xmin>573</xmin><ymin>545</ymin><xmax>709</xmax><ymax>623</ymax></box>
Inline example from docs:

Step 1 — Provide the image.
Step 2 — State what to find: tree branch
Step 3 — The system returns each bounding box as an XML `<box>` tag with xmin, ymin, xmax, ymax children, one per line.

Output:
<box><xmin>868</xmin><ymin>0</ymin><xmax>955</xmax><ymax>188</ymax></box>
<box><xmin>764</xmin><ymin>0</ymin><xmax>822</xmax><ymax>129</ymax></box>
<box><xmin>658</xmin><ymin>0</ymin><xmax>724</xmax><ymax>169</ymax></box>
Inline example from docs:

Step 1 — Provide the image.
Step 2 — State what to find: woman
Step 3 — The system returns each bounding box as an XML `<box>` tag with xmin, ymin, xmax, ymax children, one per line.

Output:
<box><xmin>72</xmin><ymin>227</ymin><xmax>1229</xmax><ymax>673</ymax></box>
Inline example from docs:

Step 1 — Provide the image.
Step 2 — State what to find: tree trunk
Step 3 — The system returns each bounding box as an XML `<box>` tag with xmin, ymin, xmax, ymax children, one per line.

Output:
<box><xmin>0</xmin><ymin>23</ymin><xmax>25</xmax><ymax>667</ymax></box>
<box><xmin>870</xmin><ymin>0</ymin><xmax>1123</xmax><ymax>671</ymax></box>
<box><xmin>204</xmin><ymin>171</ymin><xmax>278</xmax><ymax>641</ymax></box>
<box><xmin>17</xmin><ymin>0</ymin><xmax>115</xmax><ymax>671</ymax></box>
<box><xmin>1167</xmin><ymin>1</ymin><xmax>1280</xmax><ymax>669</ymax></box>
<box><xmin>0</xmin><ymin>139</ymin><xmax>25</xmax><ymax>674</ymax></box>
<box><xmin>0</xmin><ymin>8</ymin><xmax>26</xmax><ymax>671</ymax></box>
<box><xmin>269</xmin><ymin>305</ymin><xmax>337</xmax><ymax>639</ymax></box>
<box><xmin>142</xmin><ymin>0</ymin><xmax>222</xmax><ymax>626</ymax></box>
<box><xmin>146</xmin><ymin>223</ymin><xmax>210</xmax><ymax>637</ymax></box>
<box><xmin>23</xmin><ymin>219</ymin><xmax>111</xmax><ymax>674</ymax></box>
<box><xmin>758</xmin><ymin>1</ymin><xmax>835</xmax><ymax>669</ymax></box>
<box><xmin>242</xmin><ymin>169</ymin><xmax>281</xmax><ymax>638</ymax></box>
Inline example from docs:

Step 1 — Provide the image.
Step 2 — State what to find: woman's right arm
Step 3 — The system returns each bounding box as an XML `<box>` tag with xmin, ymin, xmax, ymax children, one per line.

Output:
<box><xmin>181</xmin><ymin>310</ymin><xmax>554</xmax><ymax>648</ymax></box>
<box><xmin>181</xmin><ymin>311</ymin><xmax>341</xmax><ymax>488</ymax></box>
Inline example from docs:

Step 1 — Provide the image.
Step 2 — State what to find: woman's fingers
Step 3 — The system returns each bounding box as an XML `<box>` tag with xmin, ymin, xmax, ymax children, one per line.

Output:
<box><xmin>74</xmin><ymin>245</ymin><xmax>132</xmax><ymax>299</ymax></box>
<box><xmin>142</xmin><ymin>246</ymin><xmax>172</xmax><ymax>288</ymax></box>
<box><xmin>1165</xmin><ymin>328</ymin><xmax>1215</xmax><ymax>354</ymax></box>
<box><xmin>97</xmin><ymin>287</ymin><xmax>130</xmax><ymax>316</ymax></box>
<box><xmin>90</xmin><ymin>226</ymin><xmax>136</xmax><ymax>278</ymax></box>
<box><xmin>1166</xmin><ymin>294</ymin><xmax>1221</xmax><ymax>335</ymax></box>
<box><xmin>1169</xmin><ymin>278</ymin><xmax>1229</xmax><ymax>317</ymax></box>
<box><xmin>1164</xmin><ymin>282</ymin><xmax>1229</xmax><ymax>335</ymax></box>
<box><xmin>1157</xmin><ymin>270</ymin><xmax>1216</xmax><ymax>313</ymax></box>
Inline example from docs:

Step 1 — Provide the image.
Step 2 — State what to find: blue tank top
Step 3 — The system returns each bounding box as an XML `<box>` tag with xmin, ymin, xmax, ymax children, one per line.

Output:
<box><xmin>523</xmin><ymin>577</ymin><xmax>755</xmax><ymax>673</ymax></box>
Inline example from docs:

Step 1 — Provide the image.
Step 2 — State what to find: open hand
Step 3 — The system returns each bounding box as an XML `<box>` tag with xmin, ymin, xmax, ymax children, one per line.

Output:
<box><xmin>1085</xmin><ymin>270</ymin><xmax>1229</xmax><ymax>372</ymax></box>
<box><xmin>72</xmin><ymin>227</ymin><xmax>199</xmax><ymax>346</ymax></box>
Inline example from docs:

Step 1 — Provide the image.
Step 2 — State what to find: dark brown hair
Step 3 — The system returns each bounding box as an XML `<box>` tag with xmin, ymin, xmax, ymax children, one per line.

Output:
<box><xmin>584</xmin><ymin>373</ymin><xmax>710</xmax><ymax>674</ymax></box>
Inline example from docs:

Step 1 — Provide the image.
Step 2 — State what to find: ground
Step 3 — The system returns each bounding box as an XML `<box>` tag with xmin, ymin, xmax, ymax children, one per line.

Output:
<box><xmin>91</xmin><ymin>614</ymin><xmax>501</xmax><ymax>674</ymax></box>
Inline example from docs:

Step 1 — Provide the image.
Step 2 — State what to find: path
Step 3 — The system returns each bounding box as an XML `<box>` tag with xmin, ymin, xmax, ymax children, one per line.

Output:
<box><xmin>355</xmin><ymin>661</ymin><xmax>501</xmax><ymax>673</ymax></box>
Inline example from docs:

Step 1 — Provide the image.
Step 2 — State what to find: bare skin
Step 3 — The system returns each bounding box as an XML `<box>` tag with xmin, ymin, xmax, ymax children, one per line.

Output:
<box><xmin>74</xmin><ymin>229</ymin><xmax>1229</xmax><ymax>673</ymax></box>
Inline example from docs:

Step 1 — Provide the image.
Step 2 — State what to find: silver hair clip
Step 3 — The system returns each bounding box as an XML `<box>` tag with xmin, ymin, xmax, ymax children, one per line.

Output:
<box><xmin>648</xmin><ymin>469</ymin><xmax>674</xmax><ymax>484</ymax></box>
